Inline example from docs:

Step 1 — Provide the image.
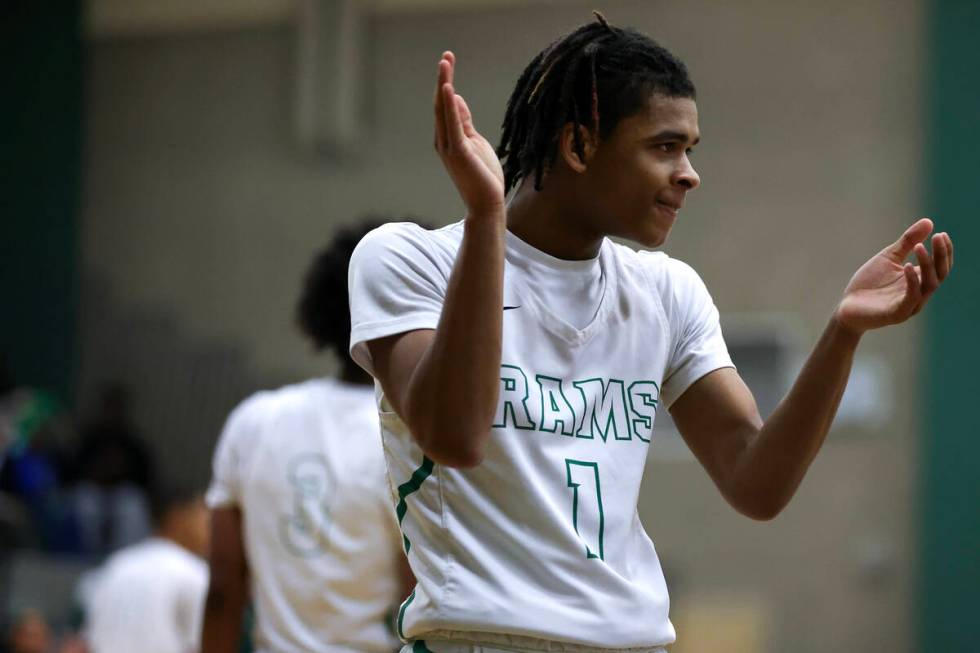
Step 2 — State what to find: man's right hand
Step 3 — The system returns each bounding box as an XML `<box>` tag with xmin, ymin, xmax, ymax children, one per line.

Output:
<box><xmin>433</xmin><ymin>51</ymin><xmax>506</xmax><ymax>218</ymax></box>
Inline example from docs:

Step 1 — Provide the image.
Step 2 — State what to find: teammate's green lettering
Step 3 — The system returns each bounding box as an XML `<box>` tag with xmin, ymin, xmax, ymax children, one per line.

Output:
<box><xmin>278</xmin><ymin>453</ymin><xmax>333</xmax><ymax>557</ymax></box>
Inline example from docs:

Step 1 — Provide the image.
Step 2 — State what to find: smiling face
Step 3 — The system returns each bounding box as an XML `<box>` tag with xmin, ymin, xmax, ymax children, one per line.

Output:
<box><xmin>578</xmin><ymin>94</ymin><xmax>701</xmax><ymax>247</ymax></box>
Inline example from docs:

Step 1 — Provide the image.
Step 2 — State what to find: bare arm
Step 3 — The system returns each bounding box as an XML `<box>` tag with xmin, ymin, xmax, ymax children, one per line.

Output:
<box><xmin>672</xmin><ymin>220</ymin><xmax>953</xmax><ymax>520</ymax></box>
<box><xmin>367</xmin><ymin>52</ymin><xmax>506</xmax><ymax>468</ymax></box>
<box><xmin>201</xmin><ymin>507</ymin><xmax>248</xmax><ymax>653</ymax></box>
<box><xmin>395</xmin><ymin>552</ymin><xmax>415</xmax><ymax>602</ymax></box>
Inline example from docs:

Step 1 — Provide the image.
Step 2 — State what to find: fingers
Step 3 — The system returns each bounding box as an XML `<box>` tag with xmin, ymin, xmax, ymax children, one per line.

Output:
<box><xmin>434</xmin><ymin>51</ymin><xmax>469</xmax><ymax>154</ymax></box>
<box><xmin>932</xmin><ymin>234</ymin><xmax>950</xmax><ymax>283</ymax></box>
<box><xmin>885</xmin><ymin>217</ymin><xmax>933</xmax><ymax>261</ymax></box>
<box><xmin>442</xmin><ymin>84</ymin><xmax>467</xmax><ymax>150</ymax></box>
<box><xmin>932</xmin><ymin>232</ymin><xmax>952</xmax><ymax>282</ymax></box>
<box><xmin>915</xmin><ymin>242</ymin><xmax>940</xmax><ymax>297</ymax></box>
<box><xmin>444</xmin><ymin>50</ymin><xmax>455</xmax><ymax>83</ymax></box>
<box><xmin>902</xmin><ymin>263</ymin><xmax>923</xmax><ymax>315</ymax></box>
<box><xmin>433</xmin><ymin>52</ymin><xmax>454</xmax><ymax>151</ymax></box>
<box><xmin>455</xmin><ymin>94</ymin><xmax>477</xmax><ymax>138</ymax></box>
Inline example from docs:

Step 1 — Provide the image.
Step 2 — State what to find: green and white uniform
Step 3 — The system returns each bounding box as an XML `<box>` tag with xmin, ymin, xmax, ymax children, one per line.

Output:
<box><xmin>349</xmin><ymin>222</ymin><xmax>733</xmax><ymax>651</ymax></box>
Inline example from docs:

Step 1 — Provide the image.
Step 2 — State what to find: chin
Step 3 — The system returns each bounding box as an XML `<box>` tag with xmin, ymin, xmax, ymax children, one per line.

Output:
<box><xmin>632</xmin><ymin>227</ymin><xmax>670</xmax><ymax>249</ymax></box>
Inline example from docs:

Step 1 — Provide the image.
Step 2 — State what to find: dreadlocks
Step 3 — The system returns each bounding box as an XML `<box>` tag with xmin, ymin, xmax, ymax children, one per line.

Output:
<box><xmin>496</xmin><ymin>12</ymin><xmax>696</xmax><ymax>193</ymax></box>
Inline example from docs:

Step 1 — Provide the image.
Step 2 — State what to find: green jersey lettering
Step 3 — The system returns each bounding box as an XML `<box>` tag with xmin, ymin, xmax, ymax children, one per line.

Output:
<box><xmin>536</xmin><ymin>375</ymin><xmax>577</xmax><ymax>436</ymax></box>
<box><xmin>627</xmin><ymin>381</ymin><xmax>660</xmax><ymax>443</ymax></box>
<box><xmin>573</xmin><ymin>378</ymin><xmax>632</xmax><ymax>442</ymax></box>
<box><xmin>493</xmin><ymin>365</ymin><xmax>536</xmax><ymax>430</ymax></box>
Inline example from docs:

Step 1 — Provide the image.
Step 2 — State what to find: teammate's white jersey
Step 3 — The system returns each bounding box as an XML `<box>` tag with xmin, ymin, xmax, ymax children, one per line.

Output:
<box><xmin>348</xmin><ymin>222</ymin><xmax>733</xmax><ymax>650</ymax></box>
<box><xmin>207</xmin><ymin>378</ymin><xmax>403</xmax><ymax>653</ymax></box>
<box><xmin>84</xmin><ymin>537</ymin><xmax>208</xmax><ymax>653</ymax></box>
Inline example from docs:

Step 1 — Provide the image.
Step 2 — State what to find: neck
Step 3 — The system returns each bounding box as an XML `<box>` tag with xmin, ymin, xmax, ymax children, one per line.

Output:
<box><xmin>158</xmin><ymin>525</ymin><xmax>200</xmax><ymax>557</ymax></box>
<box><xmin>506</xmin><ymin>180</ymin><xmax>604</xmax><ymax>260</ymax></box>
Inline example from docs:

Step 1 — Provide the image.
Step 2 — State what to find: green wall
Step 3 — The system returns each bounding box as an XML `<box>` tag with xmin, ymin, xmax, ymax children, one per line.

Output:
<box><xmin>0</xmin><ymin>1</ymin><xmax>82</xmax><ymax>403</ymax></box>
<box><xmin>921</xmin><ymin>0</ymin><xmax>980</xmax><ymax>649</ymax></box>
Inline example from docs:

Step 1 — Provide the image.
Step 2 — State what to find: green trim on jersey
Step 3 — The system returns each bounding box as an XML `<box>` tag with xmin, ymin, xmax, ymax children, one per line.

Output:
<box><xmin>397</xmin><ymin>588</ymin><xmax>417</xmax><ymax>640</ymax></box>
<box><xmin>412</xmin><ymin>641</ymin><xmax>434</xmax><ymax>653</ymax></box>
<box><xmin>395</xmin><ymin>456</ymin><xmax>435</xmax><ymax>553</ymax></box>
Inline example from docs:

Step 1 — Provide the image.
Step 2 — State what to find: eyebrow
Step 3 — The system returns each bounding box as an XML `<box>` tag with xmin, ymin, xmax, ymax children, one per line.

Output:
<box><xmin>648</xmin><ymin>130</ymin><xmax>700</xmax><ymax>145</ymax></box>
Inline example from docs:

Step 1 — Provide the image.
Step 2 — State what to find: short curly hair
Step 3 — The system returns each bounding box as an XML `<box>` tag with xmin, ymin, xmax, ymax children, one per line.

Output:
<box><xmin>295</xmin><ymin>218</ymin><xmax>389</xmax><ymax>356</ymax></box>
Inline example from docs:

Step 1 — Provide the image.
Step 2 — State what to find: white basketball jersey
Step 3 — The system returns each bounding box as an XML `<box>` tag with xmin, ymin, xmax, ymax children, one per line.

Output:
<box><xmin>84</xmin><ymin>538</ymin><xmax>208</xmax><ymax>653</ymax></box>
<box><xmin>207</xmin><ymin>378</ymin><xmax>402</xmax><ymax>653</ymax></box>
<box><xmin>348</xmin><ymin>222</ymin><xmax>733</xmax><ymax>650</ymax></box>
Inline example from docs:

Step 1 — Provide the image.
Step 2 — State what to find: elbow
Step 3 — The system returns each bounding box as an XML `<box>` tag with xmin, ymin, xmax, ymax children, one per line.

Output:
<box><xmin>418</xmin><ymin>431</ymin><xmax>487</xmax><ymax>469</ymax></box>
<box><xmin>427</xmin><ymin>445</ymin><xmax>485</xmax><ymax>469</ymax></box>
<box><xmin>412</xmin><ymin>419</ymin><xmax>489</xmax><ymax>469</ymax></box>
<box><xmin>405</xmin><ymin>403</ymin><xmax>491</xmax><ymax>469</ymax></box>
<box><xmin>725</xmin><ymin>487</ymin><xmax>787</xmax><ymax>522</ymax></box>
<box><xmin>739</xmin><ymin>503</ymin><xmax>783</xmax><ymax>522</ymax></box>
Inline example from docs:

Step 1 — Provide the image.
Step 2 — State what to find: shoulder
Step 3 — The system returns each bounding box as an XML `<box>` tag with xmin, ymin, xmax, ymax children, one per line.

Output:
<box><xmin>168</xmin><ymin>543</ymin><xmax>208</xmax><ymax>582</ymax></box>
<box><xmin>220</xmin><ymin>389</ymin><xmax>275</xmax><ymax>437</ymax></box>
<box><xmin>352</xmin><ymin>220</ymin><xmax>462</xmax><ymax>268</ymax></box>
<box><xmin>140</xmin><ymin>541</ymin><xmax>208</xmax><ymax>589</ymax></box>
<box><xmin>605</xmin><ymin>240</ymin><xmax>707</xmax><ymax>301</ymax></box>
<box><xmin>224</xmin><ymin>379</ymin><xmax>338</xmax><ymax>433</ymax></box>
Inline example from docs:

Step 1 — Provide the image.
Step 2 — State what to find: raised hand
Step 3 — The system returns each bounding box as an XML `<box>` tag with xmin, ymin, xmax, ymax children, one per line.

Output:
<box><xmin>835</xmin><ymin>218</ymin><xmax>954</xmax><ymax>334</ymax></box>
<box><xmin>433</xmin><ymin>51</ymin><xmax>506</xmax><ymax>217</ymax></box>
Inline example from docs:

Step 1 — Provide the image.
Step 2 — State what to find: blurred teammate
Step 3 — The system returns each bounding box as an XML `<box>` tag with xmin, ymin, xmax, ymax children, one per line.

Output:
<box><xmin>202</xmin><ymin>221</ymin><xmax>412</xmax><ymax>653</ymax></box>
<box><xmin>83</xmin><ymin>484</ymin><xmax>209</xmax><ymax>653</ymax></box>
<box><xmin>347</xmin><ymin>13</ymin><xmax>954</xmax><ymax>653</ymax></box>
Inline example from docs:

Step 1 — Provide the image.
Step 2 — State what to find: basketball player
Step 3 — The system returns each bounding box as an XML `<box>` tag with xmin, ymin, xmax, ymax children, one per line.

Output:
<box><xmin>347</xmin><ymin>15</ymin><xmax>953</xmax><ymax>653</ymax></box>
<box><xmin>203</xmin><ymin>221</ymin><xmax>413</xmax><ymax>653</ymax></box>
<box><xmin>83</xmin><ymin>484</ymin><xmax>209</xmax><ymax>653</ymax></box>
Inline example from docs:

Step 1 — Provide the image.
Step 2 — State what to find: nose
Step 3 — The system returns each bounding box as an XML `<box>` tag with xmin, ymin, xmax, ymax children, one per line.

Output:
<box><xmin>673</xmin><ymin>155</ymin><xmax>700</xmax><ymax>190</ymax></box>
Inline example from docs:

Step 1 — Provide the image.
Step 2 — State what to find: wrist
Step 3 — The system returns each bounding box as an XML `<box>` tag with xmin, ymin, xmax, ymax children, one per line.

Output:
<box><xmin>464</xmin><ymin>206</ymin><xmax>507</xmax><ymax>228</ymax></box>
<box><xmin>828</xmin><ymin>309</ymin><xmax>864</xmax><ymax>347</ymax></box>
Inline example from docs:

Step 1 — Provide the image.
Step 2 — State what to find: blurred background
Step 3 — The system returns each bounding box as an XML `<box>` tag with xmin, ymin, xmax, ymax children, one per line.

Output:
<box><xmin>2</xmin><ymin>0</ymin><xmax>977</xmax><ymax>651</ymax></box>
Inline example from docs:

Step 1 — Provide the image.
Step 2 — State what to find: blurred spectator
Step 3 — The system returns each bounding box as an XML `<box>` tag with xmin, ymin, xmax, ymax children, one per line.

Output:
<box><xmin>2</xmin><ymin>609</ymin><xmax>52</xmax><ymax>653</ymax></box>
<box><xmin>67</xmin><ymin>384</ymin><xmax>154</xmax><ymax>555</ymax></box>
<box><xmin>79</xmin><ymin>483</ymin><xmax>209</xmax><ymax>653</ymax></box>
<box><xmin>0</xmin><ymin>359</ymin><xmax>76</xmax><ymax>552</ymax></box>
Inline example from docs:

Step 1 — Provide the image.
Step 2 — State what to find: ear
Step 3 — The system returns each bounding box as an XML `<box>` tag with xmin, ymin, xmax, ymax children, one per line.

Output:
<box><xmin>558</xmin><ymin>123</ymin><xmax>598</xmax><ymax>174</ymax></box>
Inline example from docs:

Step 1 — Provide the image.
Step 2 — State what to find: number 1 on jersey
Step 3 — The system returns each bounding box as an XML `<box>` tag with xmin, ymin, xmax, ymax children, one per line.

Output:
<box><xmin>565</xmin><ymin>459</ymin><xmax>605</xmax><ymax>560</ymax></box>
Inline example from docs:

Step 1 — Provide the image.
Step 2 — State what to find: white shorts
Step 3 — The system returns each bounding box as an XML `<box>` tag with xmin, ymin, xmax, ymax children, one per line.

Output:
<box><xmin>399</xmin><ymin>631</ymin><xmax>668</xmax><ymax>653</ymax></box>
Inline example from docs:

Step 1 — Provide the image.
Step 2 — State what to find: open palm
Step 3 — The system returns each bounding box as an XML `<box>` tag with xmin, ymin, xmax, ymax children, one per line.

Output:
<box><xmin>836</xmin><ymin>218</ymin><xmax>953</xmax><ymax>333</ymax></box>
<box><xmin>433</xmin><ymin>51</ymin><xmax>505</xmax><ymax>216</ymax></box>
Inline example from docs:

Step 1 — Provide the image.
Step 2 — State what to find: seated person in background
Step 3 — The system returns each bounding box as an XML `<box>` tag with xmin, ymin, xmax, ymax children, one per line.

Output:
<box><xmin>81</xmin><ymin>483</ymin><xmax>209</xmax><ymax>653</ymax></box>
<box><xmin>2</xmin><ymin>609</ymin><xmax>52</xmax><ymax>653</ymax></box>
<box><xmin>68</xmin><ymin>383</ymin><xmax>155</xmax><ymax>556</ymax></box>
<box><xmin>202</xmin><ymin>220</ymin><xmax>414</xmax><ymax>653</ymax></box>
